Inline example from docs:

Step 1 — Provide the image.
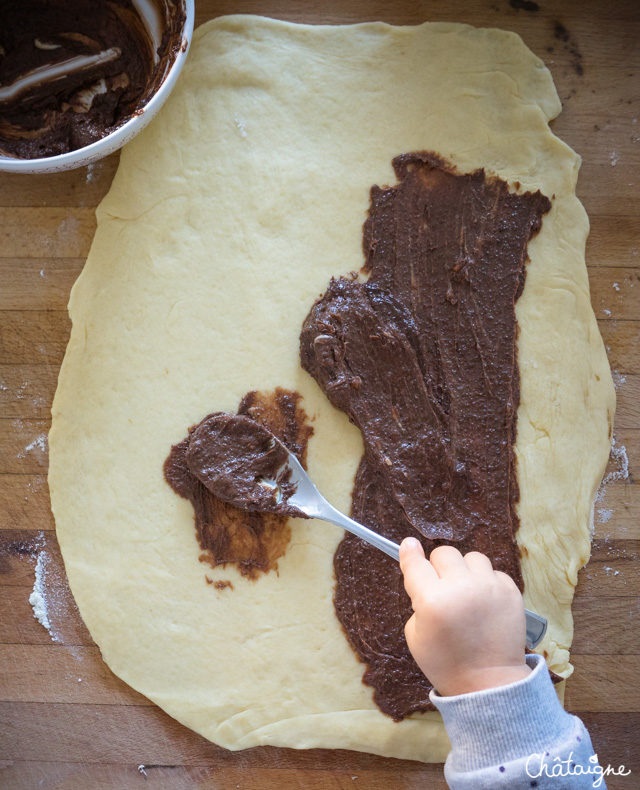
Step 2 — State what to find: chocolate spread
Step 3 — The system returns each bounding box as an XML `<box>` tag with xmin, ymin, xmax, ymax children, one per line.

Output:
<box><xmin>300</xmin><ymin>153</ymin><xmax>551</xmax><ymax>719</ymax></box>
<box><xmin>164</xmin><ymin>389</ymin><xmax>313</xmax><ymax>580</ymax></box>
<box><xmin>0</xmin><ymin>0</ymin><xmax>185</xmax><ymax>158</ymax></box>
<box><xmin>186</xmin><ymin>412</ymin><xmax>307</xmax><ymax>519</ymax></box>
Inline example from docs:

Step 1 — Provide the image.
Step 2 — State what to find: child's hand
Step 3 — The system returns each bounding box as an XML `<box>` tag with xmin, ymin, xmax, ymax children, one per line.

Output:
<box><xmin>399</xmin><ymin>538</ymin><xmax>531</xmax><ymax>696</ymax></box>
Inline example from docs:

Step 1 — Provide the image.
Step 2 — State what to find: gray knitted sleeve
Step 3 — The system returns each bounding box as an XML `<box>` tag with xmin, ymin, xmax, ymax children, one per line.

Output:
<box><xmin>430</xmin><ymin>653</ymin><xmax>606</xmax><ymax>789</ymax></box>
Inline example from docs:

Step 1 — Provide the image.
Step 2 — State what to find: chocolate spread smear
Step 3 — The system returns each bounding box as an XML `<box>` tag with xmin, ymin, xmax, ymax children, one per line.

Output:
<box><xmin>186</xmin><ymin>413</ymin><xmax>307</xmax><ymax>519</ymax></box>
<box><xmin>300</xmin><ymin>152</ymin><xmax>551</xmax><ymax>719</ymax></box>
<box><xmin>164</xmin><ymin>389</ymin><xmax>313</xmax><ymax>580</ymax></box>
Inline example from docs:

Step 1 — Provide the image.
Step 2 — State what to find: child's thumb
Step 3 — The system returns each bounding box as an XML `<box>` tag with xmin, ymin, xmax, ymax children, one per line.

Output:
<box><xmin>399</xmin><ymin>537</ymin><xmax>437</xmax><ymax>604</ymax></box>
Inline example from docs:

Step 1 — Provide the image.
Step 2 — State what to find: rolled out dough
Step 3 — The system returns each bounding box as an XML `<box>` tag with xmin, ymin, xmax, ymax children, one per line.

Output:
<box><xmin>49</xmin><ymin>16</ymin><xmax>615</xmax><ymax>762</ymax></box>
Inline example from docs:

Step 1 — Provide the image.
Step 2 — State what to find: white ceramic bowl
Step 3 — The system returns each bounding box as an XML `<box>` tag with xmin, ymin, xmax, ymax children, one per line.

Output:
<box><xmin>0</xmin><ymin>0</ymin><xmax>194</xmax><ymax>174</ymax></box>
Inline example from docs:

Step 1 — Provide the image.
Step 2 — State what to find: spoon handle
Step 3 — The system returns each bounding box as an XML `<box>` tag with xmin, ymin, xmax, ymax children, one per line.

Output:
<box><xmin>317</xmin><ymin>502</ymin><xmax>401</xmax><ymax>561</ymax></box>
<box><xmin>524</xmin><ymin>608</ymin><xmax>547</xmax><ymax>650</ymax></box>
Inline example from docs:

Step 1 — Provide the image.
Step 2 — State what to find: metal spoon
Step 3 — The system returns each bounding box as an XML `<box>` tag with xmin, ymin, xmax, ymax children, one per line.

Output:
<box><xmin>0</xmin><ymin>48</ymin><xmax>122</xmax><ymax>104</ymax></box>
<box><xmin>263</xmin><ymin>446</ymin><xmax>547</xmax><ymax>650</ymax></box>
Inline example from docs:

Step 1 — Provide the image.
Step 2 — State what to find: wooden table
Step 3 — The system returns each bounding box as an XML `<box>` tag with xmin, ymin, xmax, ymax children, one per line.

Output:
<box><xmin>1</xmin><ymin>1</ymin><xmax>638</xmax><ymax>787</ymax></box>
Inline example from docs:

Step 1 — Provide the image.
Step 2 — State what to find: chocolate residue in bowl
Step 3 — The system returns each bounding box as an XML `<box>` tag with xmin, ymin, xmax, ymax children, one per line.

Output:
<box><xmin>165</xmin><ymin>389</ymin><xmax>313</xmax><ymax>580</ymax></box>
<box><xmin>0</xmin><ymin>0</ymin><xmax>186</xmax><ymax>158</ymax></box>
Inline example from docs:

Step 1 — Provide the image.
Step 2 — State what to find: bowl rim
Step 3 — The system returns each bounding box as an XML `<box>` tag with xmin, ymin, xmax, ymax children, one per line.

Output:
<box><xmin>0</xmin><ymin>0</ymin><xmax>195</xmax><ymax>174</ymax></box>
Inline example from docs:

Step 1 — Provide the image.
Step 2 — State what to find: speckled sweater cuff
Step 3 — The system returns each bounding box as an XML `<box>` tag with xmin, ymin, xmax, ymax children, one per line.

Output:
<box><xmin>430</xmin><ymin>654</ymin><xmax>600</xmax><ymax>789</ymax></box>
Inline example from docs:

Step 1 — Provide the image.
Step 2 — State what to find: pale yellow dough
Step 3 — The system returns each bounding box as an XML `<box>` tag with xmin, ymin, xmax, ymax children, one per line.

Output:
<box><xmin>49</xmin><ymin>16</ymin><xmax>615</xmax><ymax>762</ymax></box>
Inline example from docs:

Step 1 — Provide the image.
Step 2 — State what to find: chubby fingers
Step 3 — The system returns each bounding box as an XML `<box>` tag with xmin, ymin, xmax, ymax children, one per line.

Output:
<box><xmin>463</xmin><ymin>550</ymin><xmax>494</xmax><ymax>575</ymax></box>
<box><xmin>400</xmin><ymin>543</ymin><xmax>501</xmax><ymax>605</ymax></box>
<box><xmin>399</xmin><ymin>537</ymin><xmax>438</xmax><ymax>604</ymax></box>
<box><xmin>429</xmin><ymin>545</ymin><xmax>468</xmax><ymax>577</ymax></box>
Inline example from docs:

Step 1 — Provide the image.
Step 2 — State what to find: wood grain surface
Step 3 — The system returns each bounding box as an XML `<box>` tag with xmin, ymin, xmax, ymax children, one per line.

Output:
<box><xmin>1</xmin><ymin>1</ymin><xmax>638</xmax><ymax>788</ymax></box>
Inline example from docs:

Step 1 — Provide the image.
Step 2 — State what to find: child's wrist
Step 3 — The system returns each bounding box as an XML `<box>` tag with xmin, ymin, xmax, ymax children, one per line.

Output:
<box><xmin>435</xmin><ymin>662</ymin><xmax>532</xmax><ymax>697</ymax></box>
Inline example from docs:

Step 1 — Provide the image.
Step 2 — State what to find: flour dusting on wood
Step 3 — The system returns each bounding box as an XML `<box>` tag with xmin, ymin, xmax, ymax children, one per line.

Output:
<box><xmin>594</xmin><ymin>433</ymin><xmax>631</xmax><ymax>532</ymax></box>
<box><xmin>18</xmin><ymin>433</ymin><xmax>48</xmax><ymax>459</ymax></box>
<box><xmin>25</xmin><ymin>534</ymin><xmax>72</xmax><ymax>645</ymax></box>
<box><xmin>29</xmin><ymin>551</ymin><xmax>52</xmax><ymax>633</ymax></box>
<box><xmin>604</xmin><ymin>436</ymin><xmax>630</xmax><ymax>486</ymax></box>
<box><xmin>597</xmin><ymin>507</ymin><xmax>613</xmax><ymax>525</ymax></box>
<box><xmin>0</xmin><ymin>530</ymin><xmax>64</xmax><ymax>641</ymax></box>
<box><xmin>28</xmin><ymin>545</ymin><xmax>65</xmax><ymax>642</ymax></box>
<box><xmin>611</xmin><ymin>370</ymin><xmax>626</xmax><ymax>390</ymax></box>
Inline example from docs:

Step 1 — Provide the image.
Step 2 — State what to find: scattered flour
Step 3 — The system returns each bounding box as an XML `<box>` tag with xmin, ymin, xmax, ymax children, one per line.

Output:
<box><xmin>609</xmin><ymin>151</ymin><xmax>618</xmax><ymax>167</ymax></box>
<box><xmin>39</xmin><ymin>268</ymin><xmax>45</xmax><ymax>278</ymax></box>
<box><xmin>15</xmin><ymin>382</ymin><xmax>28</xmax><ymax>400</ymax></box>
<box><xmin>234</xmin><ymin>117</ymin><xmax>247</xmax><ymax>137</ymax></box>
<box><xmin>137</xmin><ymin>765</ymin><xmax>148</xmax><ymax>777</ymax></box>
<box><xmin>612</xmin><ymin>370</ymin><xmax>627</xmax><ymax>390</ymax></box>
<box><xmin>86</xmin><ymin>162</ymin><xmax>96</xmax><ymax>183</ymax></box>
<box><xmin>602</xmin><ymin>307</ymin><xmax>611</xmax><ymax>316</ymax></box>
<box><xmin>595</xmin><ymin>435</ymin><xmax>630</xmax><ymax>509</ymax></box>
<box><xmin>606</xmin><ymin>438</ymin><xmax>630</xmax><ymax>484</ymax></box>
<box><xmin>27</xmin><ymin>537</ymin><xmax>69</xmax><ymax>644</ymax></box>
<box><xmin>6</xmin><ymin>531</ymin><xmax>82</xmax><ymax>652</ymax></box>
<box><xmin>56</xmin><ymin>215</ymin><xmax>80</xmax><ymax>245</ymax></box>
<box><xmin>603</xmin><ymin>566</ymin><xmax>620</xmax><ymax>577</ymax></box>
<box><xmin>18</xmin><ymin>432</ymin><xmax>48</xmax><ymax>459</ymax></box>
<box><xmin>597</xmin><ymin>508</ymin><xmax>613</xmax><ymax>524</ymax></box>
<box><xmin>612</xmin><ymin>281</ymin><xmax>620</xmax><ymax>291</ymax></box>
<box><xmin>8</xmin><ymin>529</ymin><xmax>45</xmax><ymax>558</ymax></box>
<box><xmin>29</xmin><ymin>550</ymin><xmax>54</xmax><ymax>636</ymax></box>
